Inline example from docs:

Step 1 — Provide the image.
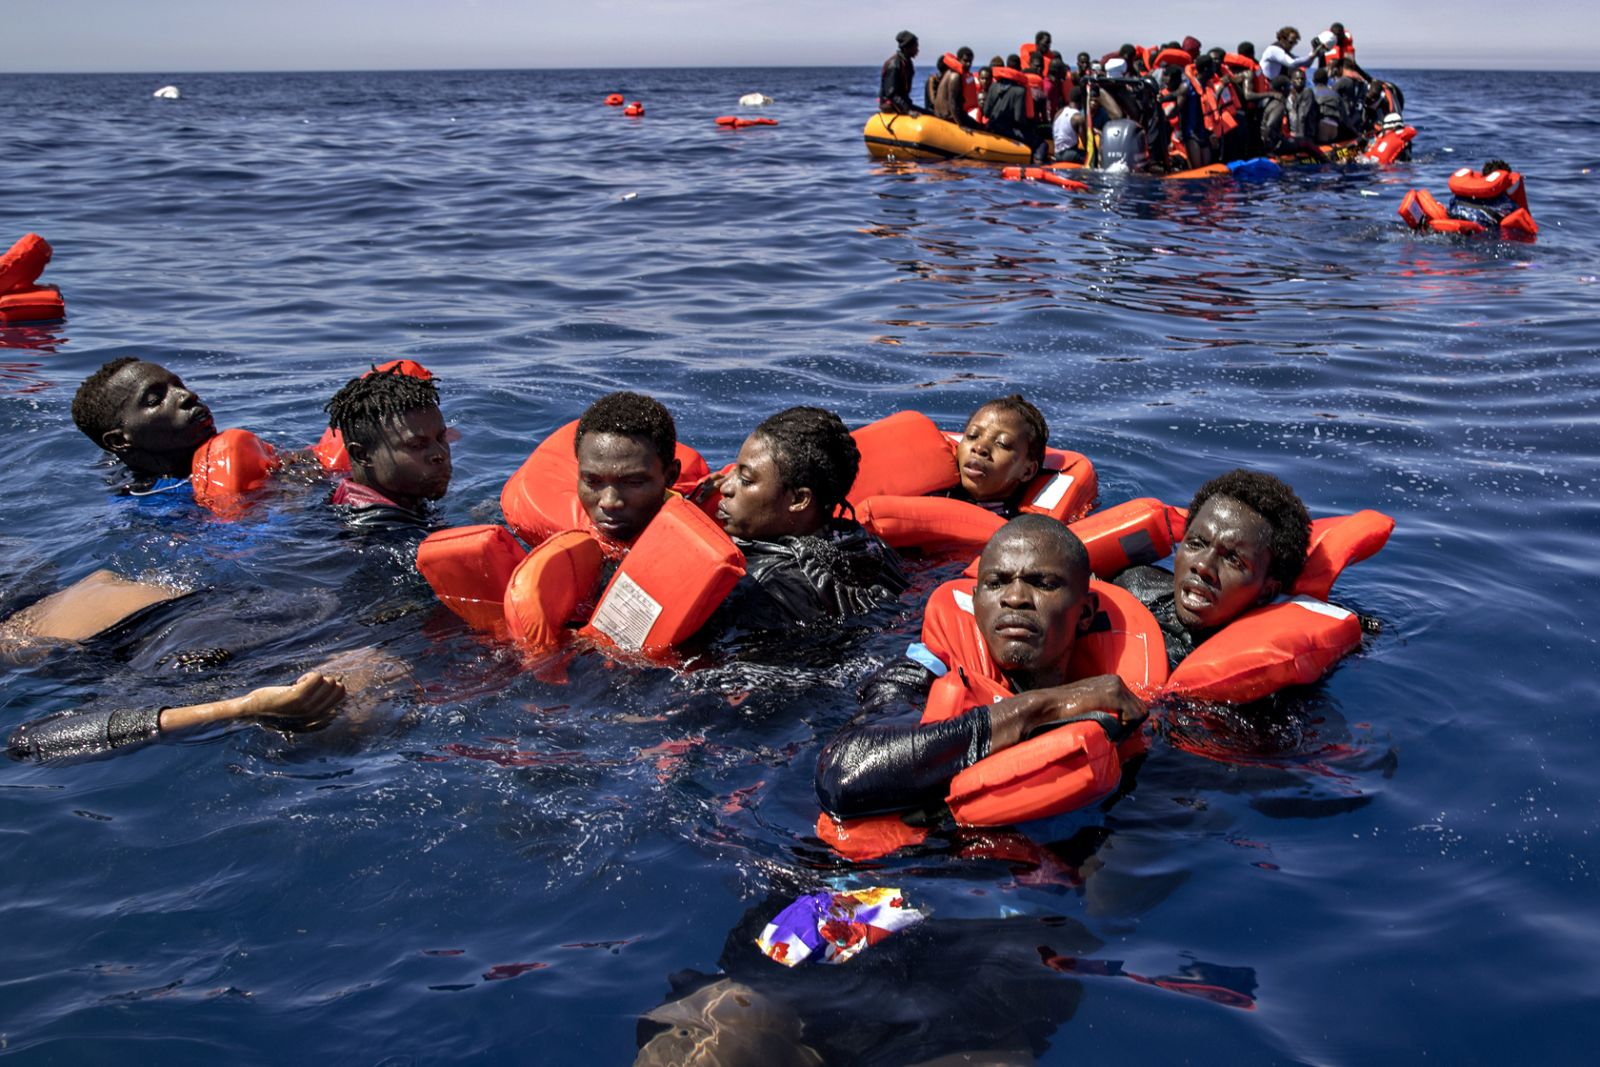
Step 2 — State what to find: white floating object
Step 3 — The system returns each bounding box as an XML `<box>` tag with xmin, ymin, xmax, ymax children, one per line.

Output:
<box><xmin>1359</xmin><ymin>189</ymin><xmax>1379</xmax><ymax>197</ymax></box>
<box><xmin>152</xmin><ymin>85</ymin><xmax>181</xmax><ymax>99</ymax></box>
<box><xmin>620</xmin><ymin>192</ymin><xmax>638</xmax><ymax>201</ymax></box>
<box><xmin>739</xmin><ymin>92</ymin><xmax>773</xmax><ymax>107</ymax></box>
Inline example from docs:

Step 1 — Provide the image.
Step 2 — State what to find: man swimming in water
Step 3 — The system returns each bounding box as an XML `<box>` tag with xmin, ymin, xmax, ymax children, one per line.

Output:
<box><xmin>574</xmin><ymin>391</ymin><xmax>683</xmax><ymax>547</ymax></box>
<box><xmin>326</xmin><ymin>365</ymin><xmax>452</xmax><ymax>529</ymax></box>
<box><xmin>72</xmin><ymin>357</ymin><xmax>217</xmax><ymax>493</ymax></box>
<box><xmin>1112</xmin><ymin>469</ymin><xmax>1310</xmax><ymax>668</ymax></box>
<box><xmin>815</xmin><ymin>515</ymin><xmax>1146</xmax><ymax>818</ymax></box>
<box><xmin>713</xmin><ymin>406</ymin><xmax>907</xmax><ymax>631</ymax></box>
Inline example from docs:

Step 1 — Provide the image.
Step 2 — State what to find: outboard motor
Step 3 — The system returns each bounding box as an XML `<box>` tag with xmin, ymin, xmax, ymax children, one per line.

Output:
<box><xmin>1097</xmin><ymin>119</ymin><xmax>1148</xmax><ymax>169</ymax></box>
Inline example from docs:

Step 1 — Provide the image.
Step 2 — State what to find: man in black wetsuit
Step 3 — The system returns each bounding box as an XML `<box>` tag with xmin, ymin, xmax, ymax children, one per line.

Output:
<box><xmin>326</xmin><ymin>365</ymin><xmax>452</xmax><ymax>530</ymax></box>
<box><xmin>815</xmin><ymin>515</ymin><xmax>1145</xmax><ymax>819</ymax></box>
<box><xmin>879</xmin><ymin>30</ymin><xmax>920</xmax><ymax>114</ymax></box>
<box><xmin>1112</xmin><ymin>469</ymin><xmax>1310</xmax><ymax>668</ymax></box>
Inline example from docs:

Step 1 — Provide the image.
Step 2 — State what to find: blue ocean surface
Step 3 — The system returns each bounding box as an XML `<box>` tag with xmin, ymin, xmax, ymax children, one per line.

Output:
<box><xmin>2</xmin><ymin>66</ymin><xmax>1598</xmax><ymax>1063</ymax></box>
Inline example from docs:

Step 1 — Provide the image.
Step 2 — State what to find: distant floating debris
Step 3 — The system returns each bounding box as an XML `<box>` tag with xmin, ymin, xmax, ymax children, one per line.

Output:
<box><xmin>739</xmin><ymin>93</ymin><xmax>773</xmax><ymax>107</ymax></box>
<box><xmin>623</xmin><ymin>101</ymin><xmax>644</xmax><ymax>117</ymax></box>
<box><xmin>152</xmin><ymin>85</ymin><xmax>181</xmax><ymax>100</ymax></box>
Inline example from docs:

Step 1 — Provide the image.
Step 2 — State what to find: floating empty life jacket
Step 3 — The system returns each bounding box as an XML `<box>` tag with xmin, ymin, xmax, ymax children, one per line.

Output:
<box><xmin>0</xmin><ymin>233</ymin><xmax>51</xmax><ymax>295</ymax></box>
<box><xmin>1001</xmin><ymin>166</ymin><xmax>1090</xmax><ymax>191</ymax></box>
<box><xmin>850</xmin><ymin>410</ymin><xmax>1098</xmax><ymax>552</ymax></box>
<box><xmin>1398</xmin><ymin>169</ymin><xmax>1537</xmax><ymax>239</ymax></box>
<box><xmin>714</xmin><ymin>115</ymin><xmax>778</xmax><ymax>128</ymax></box>
<box><xmin>913</xmin><ymin>575</ymin><xmax>1167</xmax><ymax>826</ymax></box>
<box><xmin>0</xmin><ymin>285</ymin><xmax>65</xmax><ymax>325</ymax></box>
<box><xmin>623</xmin><ymin>101</ymin><xmax>645</xmax><ymax>117</ymax></box>
<box><xmin>190</xmin><ymin>428</ymin><xmax>276</xmax><ymax>517</ymax></box>
<box><xmin>312</xmin><ymin>359</ymin><xmax>435</xmax><ymax>472</ymax></box>
<box><xmin>416</xmin><ymin>524</ymin><xmax>528</xmax><ymax>635</ymax></box>
<box><xmin>502</xmin><ymin>496</ymin><xmax>744</xmax><ymax>657</ymax></box>
<box><xmin>1358</xmin><ymin>125</ymin><xmax>1416</xmax><ymax>165</ymax></box>
<box><xmin>499</xmin><ymin>419</ymin><xmax>712</xmax><ymax>548</ymax></box>
<box><xmin>604</xmin><ymin>93</ymin><xmax>625</xmax><ymax>106</ymax></box>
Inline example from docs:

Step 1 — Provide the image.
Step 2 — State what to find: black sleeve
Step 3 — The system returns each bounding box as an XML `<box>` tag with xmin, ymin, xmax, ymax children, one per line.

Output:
<box><xmin>815</xmin><ymin>659</ymin><xmax>992</xmax><ymax>819</ymax></box>
<box><xmin>7</xmin><ymin>707</ymin><xmax>163</xmax><ymax>763</ymax></box>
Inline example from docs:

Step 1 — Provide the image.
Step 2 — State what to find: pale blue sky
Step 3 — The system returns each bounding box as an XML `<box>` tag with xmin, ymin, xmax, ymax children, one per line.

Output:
<box><xmin>8</xmin><ymin>0</ymin><xmax>1594</xmax><ymax>72</ymax></box>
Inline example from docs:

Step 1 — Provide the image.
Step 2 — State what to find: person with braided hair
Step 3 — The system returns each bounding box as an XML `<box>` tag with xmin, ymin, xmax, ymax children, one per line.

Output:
<box><xmin>325</xmin><ymin>365</ymin><xmax>452</xmax><ymax>529</ymax></box>
<box><xmin>713</xmin><ymin>406</ymin><xmax>908</xmax><ymax>631</ymax></box>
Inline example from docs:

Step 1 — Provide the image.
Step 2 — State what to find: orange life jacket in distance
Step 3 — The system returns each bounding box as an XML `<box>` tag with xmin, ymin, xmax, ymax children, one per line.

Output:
<box><xmin>0</xmin><ymin>233</ymin><xmax>51</xmax><ymax>295</ymax></box>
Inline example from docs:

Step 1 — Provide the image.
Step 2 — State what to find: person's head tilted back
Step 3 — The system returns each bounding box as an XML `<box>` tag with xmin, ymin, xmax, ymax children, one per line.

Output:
<box><xmin>72</xmin><ymin>357</ymin><xmax>217</xmax><ymax>476</ymax></box>
<box><xmin>1173</xmin><ymin>469</ymin><xmax>1311</xmax><ymax>632</ymax></box>
<box><xmin>717</xmin><ymin>406</ymin><xmax>859</xmax><ymax>542</ymax></box>
<box><xmin>326</xmin><ymin>365</ymin><xmax>450</xmax><ymax>510</ymax></box>
<box><xmin>957</xmin><ymin>394</ymin><xmax>1047</xmax><ymax>503</ymax></box>
<box><xmin>573</xmin><ymin>391</ymin><xmax>681</xmax><ymax>545</ymax></box>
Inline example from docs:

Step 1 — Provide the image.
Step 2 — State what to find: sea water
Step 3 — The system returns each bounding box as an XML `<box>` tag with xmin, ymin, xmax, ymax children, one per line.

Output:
<box><xmin>1</xmin><ymin>67</ymin><xmax>1598</xmax><ymax>1063</ymax></box>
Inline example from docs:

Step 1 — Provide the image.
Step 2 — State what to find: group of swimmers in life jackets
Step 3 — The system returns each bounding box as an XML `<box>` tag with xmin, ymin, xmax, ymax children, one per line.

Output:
<box><xmin>880</xmin><ymin>23</ymin><xmax>1409</xmax><ymax>170</ymax></box>
<box><xmin>4</xmin><ymin>355</ymin><xmax>1389</xmax><ymax>837</ymax></box>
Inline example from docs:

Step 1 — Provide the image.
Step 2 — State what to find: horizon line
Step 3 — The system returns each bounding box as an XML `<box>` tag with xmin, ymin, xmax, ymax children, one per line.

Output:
<box><xmin>4</xmin><ymin>61</ymin><xmax>1593</xmax><ymax>76</ymax></box>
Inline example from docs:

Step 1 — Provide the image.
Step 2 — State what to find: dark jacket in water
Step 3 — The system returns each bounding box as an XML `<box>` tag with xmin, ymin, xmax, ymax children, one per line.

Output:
<box><xmin>718</xmin><ymin>520</ymin><xmax>908</xmax><ymax>633</ymax></box>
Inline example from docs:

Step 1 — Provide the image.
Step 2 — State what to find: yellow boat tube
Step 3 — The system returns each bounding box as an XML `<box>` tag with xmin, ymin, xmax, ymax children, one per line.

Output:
<box><xmin>863</xmin><ymin>112</ymin><xmax>1034</xmax><ymax>164</ymax></box>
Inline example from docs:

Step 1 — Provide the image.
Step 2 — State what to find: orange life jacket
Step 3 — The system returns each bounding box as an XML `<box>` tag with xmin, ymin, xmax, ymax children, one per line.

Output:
<box><xmin>0</xmin><ymin>285</ymin><xmax>64</xmax><ymax>325</ymax></box>
<box><xmin>417</xmin><ymin>524</ymin><xmax>528</xmax><ymax>635</ymax></box>
<box><xmin>990</xmin><ymin>67</ymin><xmax>1035</xmax><ymax>121</ymax></box>
<box><xmin>1359</xmin><ymin>126</ymin><xmax>1415</xmax><ymax>165</ymax></box>
<box><xmin>913</xmin><ymin>575</ymin><xmax>1166</xmax><ymax>825</ymax></box>
<box><xmin>1152</xmin><ymin>47</ymin><xmax>1193</xmax><ymax>70</ymax></box>
<box><xmin>1182</xmin><ymin>66</ymin><xmax>1224</xmax><ymax>136</ymax></box>
<box><xmin>604</xmin><ymin>93</ymin><xmax>625</xmax><ymax>106</ymax></box>
<box><xmin>849</xmin><ymin>410</ymin><xmax>1098</xmax><ymax>552</ymax></box>
<box><xmin>501</xmin><ymin>496</ymin><xmax>744</xmax><ymax>659</ymax></box>
<box><xmin>963</xmin><ymin>70</ymin><xmax>980</xmax><ymax>113</ymax></box>
<box><xmin>191</xmin><ymin>428</ymin><xmax>276</xmax><ymax>518</ymax></box>
<box><xmin>1324</xmin><ymin>31</ymin><xmax>1355</xmax><ymax>64</ymax></box>
<box><xmin>312</xmin><ymin>359</ymin><xmax>435</xmax><ymax>472</ymax></box>
<box><xmin>500</xmin><ymin>419</ymin><xmax>712</xmax><ymax>549</ymax></box>
<box><xmin>0</xmin><ymin>233</ymin><xmax>51</xmax><ymax>295</ymax></box>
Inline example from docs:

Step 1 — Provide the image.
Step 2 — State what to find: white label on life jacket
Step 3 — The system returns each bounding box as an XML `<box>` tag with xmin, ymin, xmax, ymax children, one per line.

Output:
<box><xmin>954</xmin><ymin>589</ymin><xmax>975</xmax><ymax>615</ymax></box>
<box><xmin>590</xmin><ymin>572</ymin><xmax>663</xmax><ymax>650</ymax></box>
<box><xmin>1029</xmin><ymin>472</ymin><xmax>1075</xmax><ymax>512</ymax></box>
<box><xmin>1288</xmin><ymin>595</ymin><xmax>1353</xmax><ymax>621</ymax></box>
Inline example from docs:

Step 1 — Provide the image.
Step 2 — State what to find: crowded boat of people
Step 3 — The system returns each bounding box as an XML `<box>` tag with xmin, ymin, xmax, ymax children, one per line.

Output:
<box><xmin>867</xmin><ymin>23</ymin><xmax>1417</xmax><ymax>173</ymax></box>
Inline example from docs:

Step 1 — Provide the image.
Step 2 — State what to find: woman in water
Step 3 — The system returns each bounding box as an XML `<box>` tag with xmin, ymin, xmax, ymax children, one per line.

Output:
<box><xmin>712</xmin><ymin>406</ymin><xmax>908</xmax><ymax>631</ymax></box>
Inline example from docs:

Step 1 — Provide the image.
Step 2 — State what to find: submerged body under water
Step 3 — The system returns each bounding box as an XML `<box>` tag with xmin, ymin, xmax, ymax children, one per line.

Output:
<box><xmin>1</xmin><ymin>66</ymin><xmax>1597</xmax><ymax>1063</ymax></box>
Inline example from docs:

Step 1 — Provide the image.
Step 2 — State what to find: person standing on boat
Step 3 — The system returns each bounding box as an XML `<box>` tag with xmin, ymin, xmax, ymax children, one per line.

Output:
<box><xmin>1257</xmin><ymin>27</ymin><xmax>1320</xmax><ymax>83</ymax></box>
<box><xmin>879</xmin><ymin>30</ymin><xmax>921</xmax><ymax>114</ymax></box>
